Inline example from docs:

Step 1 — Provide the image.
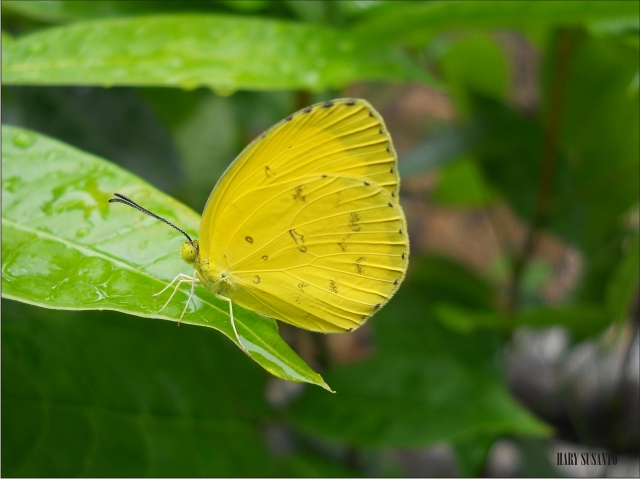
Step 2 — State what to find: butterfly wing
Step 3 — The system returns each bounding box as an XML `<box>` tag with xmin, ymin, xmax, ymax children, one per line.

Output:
<box><xmin>199</xmin><ymin>99</ymin><xmax>409</xmax><ymax>332</ymax></box>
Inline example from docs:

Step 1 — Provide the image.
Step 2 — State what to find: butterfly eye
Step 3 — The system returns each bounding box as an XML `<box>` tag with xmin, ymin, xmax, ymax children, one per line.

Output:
<box><xmin>180</xmin><ymin>241</ymin><xmax>197</xmax><ymax>264</ymax></box>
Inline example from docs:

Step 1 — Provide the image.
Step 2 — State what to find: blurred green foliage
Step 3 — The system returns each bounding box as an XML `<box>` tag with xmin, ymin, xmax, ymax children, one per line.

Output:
<box><xmin>2</xmin><ymin>1</ymin><xmax>638</xmax><ymax>476</ymax></box>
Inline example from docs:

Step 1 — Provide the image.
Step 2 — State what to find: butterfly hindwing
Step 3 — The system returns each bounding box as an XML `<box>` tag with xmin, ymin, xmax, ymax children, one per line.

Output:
<box><xmin>224</xmin><ymin>176</ymin><xmax>407</xmax><ymax>331</ymax></box>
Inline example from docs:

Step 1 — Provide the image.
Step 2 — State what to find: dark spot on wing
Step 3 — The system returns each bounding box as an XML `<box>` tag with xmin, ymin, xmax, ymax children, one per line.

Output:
<box><xmin>298</xmin><ymin>282</ymin><xmax>308</xmax><ymax>292</ymax></box>
<box><xmin>292</xmin><ymin>185</ymin><xmax>306</xmax><ymax>202</ymax></box>
<box><xmin>379</xmin><ymin>128</ymin><xmax>383</xmax><ymax>134</ymax></box>
<box><xmin>289</xmin><ymin>228</ymin><xmax>307</xmax><ymax>252</ymax></box>
<box><xmin>245</xmin><ymin>236</ymin><xmax>254</xmax><ymax>244</ymax></box>
<box><xmin>349</xmin><ymin>212</ymin><xmax>361</xmax><ymax>232</ymax></box>
<box><xmin>285</xmin><ymin>115</ymin><xmax>293</xmax><ymax>121</ymax></box>
<box><xmin>346</xmin><ymin>100</ymin><xmax>356</xmax><ymax>106</ymax></box>
<box><xmin>262</xmin><ymin>255</ymin><xmax>268</xmax><ymax>261</ymax></box>
<box><xmin>369</xmin><ymin>112</ymin><xmax>374</xmax><ymax>117</ymax></box>
<box><xmin>355</xmin><ymin>256</ymin><xmax>365</xmax><ymax>275</ymax></box>
<box><xmin>323</xmin><ymin>101</ymin><xmax>334</xmax><ymax>108</ymax></box>
<box><xmin>402</xmin><ymin>252</ymin><xmax>406</xmax><ymax>259</ymax></box>
<box><xmin>386</xmin><ymin>146</ymin><xmax>390</xmax><ymax>153</ymax></box>
<box><xmin>364</xmin><ymin>181</ymin><xmax>370</xmax><ymax>186</ymax></box>
<box><xmin>394</xmin><ymin>279</ymin><xmax>399</xmax><ymax>285</ymax></box>
<box><xmin>265</xmin><ymin>166</ymin><xmax>272</xmax><ymax>177</ymax></box>
<box><xmin>321</xmin><ymin>174</ymin><xmax>327</xmax><ymax>178</ymax></box>
<box><xmin>347</xmin><ymin>327</ymin><xmax>354</xmax><ymax>331</ymax></box>
<box><xmin>390</xmin><ymin>167</ymin><xmax>394</xmax><ymax>174</ymax></box>
<box><xmin>374</xmin><ymin>303</ymin><xmax>381</xmax><ymax>310</ymax></box>
<box><xmin>399</xmin><ymin>229</ymin><xmax>402</xmax><ymax>234</ymax></box>
<box><xmin>253</xmin><ymin>276</ymin><xmax>260</xmax><ymax>284</ymax></box>
<box><xmin>337</xmin><ymin>241</ymin><xmax>347</xmax><ymax>252</ymax></box>
<box><xmin>329</xmin><ymin>280</ymin><xmax>337</xmax><ymax>294</ymax></box>
<box><xmin>391</xmin><ymin>191</ymin><xmax>396</xmax><ymax>197</ymax></box>
<box><xmin>304</xmin><ymin>106</ymin><xmax>313</xmax><ymax>113</ymax></box>
<box><xmin>388</xmin><ymin>202</ymin><xmax>393</xmax><ymax>207</ymax></box>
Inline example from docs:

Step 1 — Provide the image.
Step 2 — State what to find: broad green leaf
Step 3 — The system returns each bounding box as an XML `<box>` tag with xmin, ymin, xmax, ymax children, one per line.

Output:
<box><xmin>2</xmin><ymin>85</ymin><xmax>183</xmax><ymax>194</ymax></box>
<box><xmin>605</xmin><ymin>232</ymin><xmax>640</xmax><ymax>323</ymax></box>
<box><xmin>2</xmin><ymin>299</ymin><xmax>276</xmax><ymax>477</ymax></box>
<box><xmin>438</xmin><ymin>35</ymin><xmax>510</xmax><ymax>117</ymax></box>
<box><xmin>353</xmin><ymin>1</ymin><xmax>640</xmax><ymax>46</ymax></box>
<box><xmin>1</xmin><ymin>14</ymin><xmax>430</xmax><ymax>90</ymax></box>
<box><xmin>1</xmin><ymin>124</ymin><xmax>332</xmax><ymax>391</ymax></box>
<box><xmin>432</xmin><ymin>157</ymin><xmax>495</xmax><ymax>207</ymax></box>
<box><xmin>1</xmin><ymin>1</ymin><xmax>235</xmax><ymax>23</ymax></box>
<box><xmin>451</xmin><ymin>433</ymin><xmax>498</xmax><ymax>477</ymax></box>
<box><xmin>287</xmin><ymin>256</ymin><xmax>551</xmax><ymax>447</ymax></box>
<box><xmin>515</xmin><ymin>305</ymin><xmax>611</xmax><ymax>341</ymax></box>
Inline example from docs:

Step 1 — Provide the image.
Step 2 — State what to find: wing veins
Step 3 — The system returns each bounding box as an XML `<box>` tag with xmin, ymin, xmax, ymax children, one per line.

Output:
<box><xmin>283</xmin><ymin>271</ymin><xmax>377</xmax><ymax>311</ymax></box>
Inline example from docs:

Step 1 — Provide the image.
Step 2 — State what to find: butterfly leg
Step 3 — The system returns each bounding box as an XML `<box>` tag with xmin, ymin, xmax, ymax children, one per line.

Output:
<box><xmin>156</xmin><ymin>274</ymin><xmax>200</xmax><ymax>316</ymax></box>
<box><xmin>215</xmin><ymin>293</ymin><xmax>250</xmax><ymax>356</ymax></box>
<box><xmin>177</xmin><ymin>273</ymin><xmax>201</xmax><ymax>326</ymax></box>
<box><xmin>153</xmin><ymin>273</ymin><xmax>194</xmax><ymax>298</ymax></box>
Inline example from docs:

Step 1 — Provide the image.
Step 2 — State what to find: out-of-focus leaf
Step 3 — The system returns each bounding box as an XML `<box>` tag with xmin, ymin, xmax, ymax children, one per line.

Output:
<box><xmin>406</xmin><ymin>254</ymin><xmax>496</xmax><ymax>311</ymax></box>
<box><xmin>141</xmin><ymin>89</ymin><xmax>241</xmax><ymax>209</ymax></box>
<box><xmin>283</xmin><ymin>0</ymin><xmax>328</xmax><ymax>23</ymax></box>
<box><xmin>550</xmin><ymin>36</ymin><xmax>639</xmax><ymax>253</ymax></box>
<box><xmin>438</xmin><ymin>35</ymin><xmax>510</xmax><ymax>116</ymax></box>
<box><xmin>1</xmin><ymin>15</ymin><xmax>431</xmax><ymax>89</ymax></box>
<box><xmin>287</xmin><ymin>255</ymin><xmax>550</xmax><ymax>447</ymax></box>
<box><xmin>550</xmin><ymin>36</ymin><xmax>639</xmax><ymax>304</ymax></box>
<box><xmin>1</xmin><ymin>1</ymin><xmax>230</xmax><ymax>23</ymax></box>
<box><xmin>278</xmin><ymin>452</ymin><xmax>362</xmax><ymax>477</ymax></box>
<box><xmin>220</xmin><ymin>0</ymin><xmax>269</xmax><ymax>13</ymax></box>
<box><xmin>1</xmin><ymin>86</ymin><xmax>183</xmax><ymax>194</ymax></box>
<box><xmin>452</xmin><ymin>433</ymin><xmax>498</xmax><ymax>477</ymax></box>
<box><xmin>605</xmin><ymin>233</ymin><xmax>640</xmax><ymax>323</ymax></box>
<box><xmin>432</xmin><ymin>157</ymin><xmax>495</xmax><ymax>207</ymax></box>
<box><xmin>1</xmin><ymin>125</ymin><xmax>331</xmax><ymax>391</ymax></box>
<box><xmin>353</xmin><ymin>1</ymin><xmax>640</xmax><ymax>46</ymax></box>
<box><xmin>515</xmin><ymin>305</ymin><xmax>611</xmax><ymax>341</ymax></box>
<box><xmin>1</xmin><ymin>300</ymin><xmax>275</xmax><ymax>477</ymax></box>
<box><xmin>467</xmin><ymin>94</ymin><xmax>545</xmax><ymax>221</ymax></box>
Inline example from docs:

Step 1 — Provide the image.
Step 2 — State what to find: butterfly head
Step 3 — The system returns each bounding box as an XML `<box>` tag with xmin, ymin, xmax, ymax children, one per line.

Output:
<box><xmin>180</xmin><ymin>240</ymin><xmax>199</xmax><ymax>264</ymax></box>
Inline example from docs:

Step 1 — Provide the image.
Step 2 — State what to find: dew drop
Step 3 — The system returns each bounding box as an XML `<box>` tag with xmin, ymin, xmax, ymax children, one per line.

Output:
<box><xmin>13</xmin><ymin>132</ymin><xmax>36</xmax><ymax>149</ymax></box>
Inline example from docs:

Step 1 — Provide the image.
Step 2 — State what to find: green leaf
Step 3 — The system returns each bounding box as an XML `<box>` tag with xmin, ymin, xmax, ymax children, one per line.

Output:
<box><xmin>353</xmin><ymin>1</ymin><xmax>640</xmax><ymax>46</ymax></box>
<box><xmin>288</xmin><ymin>352</ymin><xmax>549</xmax><ymax>448</ymax></box>
<box><xmin>1</xmin><ymin>124</ymin><xmax>331</xmax><ymax>391</ymax></box>
<box><xmin>438</xmin><ymin>35</ymin><xmax>510</xmax><ymax>117</ymax></box>
<box><xmin>515</xmin><ymin>305</ymin><xmax>611</xmax><ymax>341</ymax></box>
<box><xmin>1</xmin><ymin>1</ymin><xmax>232</xmax><ymax>23</ymax></box>
<box><xmin>287</xmin><ymin>256</ymin><xmax>550</xmax><ymax>447</ymax></box>
<box><xmin>432</xmin><ymin>157</ymin><xmax>495</xmax><ymax>207</ymax></box>
<box><xmin>605</xmin><ymin>232</ymin><xmax>640</xmax><ymax>322</ymax></box>
<box><xmin>1</xmin><ymin>14</ymin><xmax>430</xmax><ymax>90</ymax></box>
<box><xmin>451</xmin><ymin>433</ymin><xmax>498</xmax><ymax>477</ymax></box>
<box><xmin>1</xmin><ymin>299</ymin><xmax>276</xmax><ymax>476</ymax></box>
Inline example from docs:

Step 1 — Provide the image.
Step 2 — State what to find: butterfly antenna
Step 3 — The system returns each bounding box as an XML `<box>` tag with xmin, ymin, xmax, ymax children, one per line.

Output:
<box><xmin>109</xmin><ymin>193</ymin><xmax>194</xmax><ymax>246</ymax></box>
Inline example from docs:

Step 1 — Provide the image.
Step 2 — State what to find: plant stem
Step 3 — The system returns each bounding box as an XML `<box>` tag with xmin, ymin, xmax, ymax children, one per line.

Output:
<box><xmin>507</xmin><ymin>29</ymin><xmax>577</xmax><ymax>314</ymax></box>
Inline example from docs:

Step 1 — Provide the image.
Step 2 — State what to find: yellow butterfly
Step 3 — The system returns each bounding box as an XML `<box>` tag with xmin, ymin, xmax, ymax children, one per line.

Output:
<box><xmin>110</xmin><ymin>98</ymin><xmax>409</xmax><ymax>353</ymax></box>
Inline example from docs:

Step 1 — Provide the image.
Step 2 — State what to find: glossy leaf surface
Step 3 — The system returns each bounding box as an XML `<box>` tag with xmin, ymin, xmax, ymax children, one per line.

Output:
<box><xmin>1</xmin><ymin>124</ymin><xmax>331</xmax><ymax>391</ymax></box>
<box><xmin>1</xmin><ymin>14</ymin><xmax>429</xmax><ymax>89</ymax></box>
